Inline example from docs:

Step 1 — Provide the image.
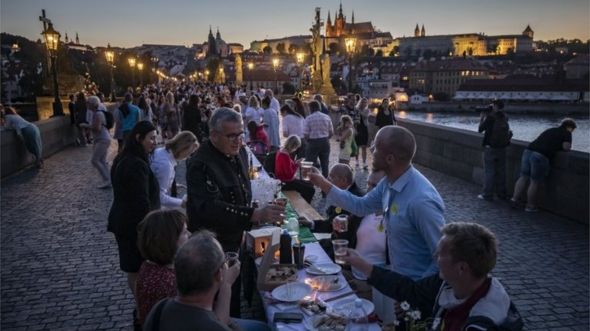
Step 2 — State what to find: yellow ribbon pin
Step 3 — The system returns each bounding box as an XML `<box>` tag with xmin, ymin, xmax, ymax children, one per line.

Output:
<box><xmin>335</xmin><ymin>207</ymin><xmax>342</xmax><ymax>214</ymax></box>
<box><xmin>390</xmin><ymin>202</ymin><xmax>399</xmax><ymax>215</ymax></box>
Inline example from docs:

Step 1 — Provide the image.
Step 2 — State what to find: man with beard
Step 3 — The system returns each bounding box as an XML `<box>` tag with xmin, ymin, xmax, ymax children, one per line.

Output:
<box><xmin>309</xmin><ymin>125</ymin><xmax>446</xmax><ymax>281</ymax></box>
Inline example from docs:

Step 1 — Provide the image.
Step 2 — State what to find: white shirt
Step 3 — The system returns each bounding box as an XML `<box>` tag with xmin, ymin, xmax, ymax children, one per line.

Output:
<box><xmin>270</xmin><ymin>97</ymin><xmax>280</xmax><ymax>115</ymax></box>
<box><xmin>282</xmin><ymin>114</ymin><xmax>305</xmax><ymax>138</ymax></box>
<box><xmin>243</xmin><ymin>106</ymin><xmax>263</xmax><ymax>126</ymax></box>
<box><xmin>92</xmin><ymin>111</ymin><xmax>111</xmax><ymax>142</ymax></box>
<box><xmin>150</xmin><ymin>147</ymin><xmax>182</xmax><ymax>208</ymax></box>
<box><xmin>352</xmin><ymin>214</ymin><xmax>387</xmax><ymax>280</ymax></box>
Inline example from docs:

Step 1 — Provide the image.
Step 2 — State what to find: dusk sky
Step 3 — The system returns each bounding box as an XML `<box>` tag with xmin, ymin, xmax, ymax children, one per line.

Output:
<box><xmin>1</xmin><ymin>0</ymin><xmax>589</xmax><ymax>48</ymax></box>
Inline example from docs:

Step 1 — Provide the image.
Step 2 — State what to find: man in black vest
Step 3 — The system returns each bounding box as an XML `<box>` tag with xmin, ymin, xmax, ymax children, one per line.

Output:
<box><xmin>186</xmin><ymin>107</ymin><xmax>284</xmax><ymax>317</ymax></box>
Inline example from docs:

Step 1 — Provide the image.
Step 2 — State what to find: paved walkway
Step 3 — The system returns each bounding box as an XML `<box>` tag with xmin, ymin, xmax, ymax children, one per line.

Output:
<box><xmin>1</xmin><ymin>139</ymin><xmax>588</xmax><ymax>330</ymax></box>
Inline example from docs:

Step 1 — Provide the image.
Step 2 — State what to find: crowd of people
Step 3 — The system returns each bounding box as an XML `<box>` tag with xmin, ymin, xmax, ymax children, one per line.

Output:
<box><xmin>5</xmin><ymin>75</ymin><xmax>582</xmax><ymax>330</ymax></box>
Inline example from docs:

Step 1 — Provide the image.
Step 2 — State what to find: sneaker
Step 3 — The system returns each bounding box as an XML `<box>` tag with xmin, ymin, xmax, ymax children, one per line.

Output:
<box><xmin>477</xmin><ymin>194</ymin><xmax>493</xmax><ymax>201</ymax></box>
<box><xmin>97</xmin><ymin>181</ymin><xmax>111</xmax><ymax>189</ymax></box>
<box><xmin>525</xmin><ymin>207</ymin><xmax>539</xmax><ymax>213</ymax></box>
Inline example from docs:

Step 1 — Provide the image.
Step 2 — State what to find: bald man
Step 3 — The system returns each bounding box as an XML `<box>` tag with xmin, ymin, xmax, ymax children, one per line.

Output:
<box><xmin>309</xmin><ymin>126</ymin><xmax>446</xmax><ymax>280</ymax></box>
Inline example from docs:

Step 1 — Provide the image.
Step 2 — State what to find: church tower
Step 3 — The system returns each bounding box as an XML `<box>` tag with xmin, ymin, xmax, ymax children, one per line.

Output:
<box><xmin>207</xmin><ymin>26</ymin><xmax>218</xmax><ymax>57</ymax></box>
<box><xmin>522</xmin><ymin>24</ymin><xmax>534</xmax><ymax>39</ymax></box>
<box><xmin>414</xmin><ymin>24</ymin><xmax>420</xmax><ymax>37</ymax></box>
<box><xmin>326</xmin><ymin>10</ymin><xmax>333</xmax><ymax>37</ymax></box>
<box><xmin>335</xmin><ymin>1</ymin><xmax>345</xmax><ymax>36</ymax></box>
<box><xmin>421</xmin><ymin>24</ymin><xmax>426</xmax><ymax>37</ymax></box>
<box><xmin>75</xmin><ymin>32</ymin><xmax>79</xmax><ymax>44</ymax></box>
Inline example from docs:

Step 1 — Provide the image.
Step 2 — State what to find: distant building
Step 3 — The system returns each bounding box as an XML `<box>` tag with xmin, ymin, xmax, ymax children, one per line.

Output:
<box><xmin>455</xmin><ymin>76</ymin><xmax>589</xmax><ymax>102</ymax></box>
<box><xmin>390</xmin><ymin>24</ymin><xmax>534</xmax><ymax>57</ymax></box>
<box><xmin>564</xmin><ymin>54</ymin><xmax>590</xmax><ymax>80</ymax></box>
<box><xmin>409</xmin><ymin>58</ymin><xmax>490</xmax><ymax>96</ymax></box>
<box><xmin>194</xmin><ymin>28</ymin><xmax>243</xmax><ymax>59</ymax></box>
<box><xmin>243</xmin><ymin>69</ymin><xmax>290</xmax><ymax>93</ymax></box>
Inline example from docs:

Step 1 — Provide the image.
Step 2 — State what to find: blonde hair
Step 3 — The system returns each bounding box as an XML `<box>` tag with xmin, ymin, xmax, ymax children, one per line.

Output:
<box><xmin>248</xmin><ymin>95</ymin><xmax>259</xmax><ymax>108</ymax></box>
<box><xmin>165</xmin><ymin>131</ymin><xmax>199</xmax><ymax>159</ymax></box>
<box><xmin>283</xmin><ymin>135</ymin><xmax>301</xmax><ymax>152</ymax></box>
<box><xmin>165</xmin><ymin>91</ymin><xmax>175</xmax><ymax>105</ymax></box>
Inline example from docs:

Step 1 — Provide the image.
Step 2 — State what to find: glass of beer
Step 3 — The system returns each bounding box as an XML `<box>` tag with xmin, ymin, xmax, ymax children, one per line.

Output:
<box><xmin>332</xmin><ymin>239</ymin><xmax>349</xmax><ymax>265</ymax></box>
<box><xmin>225</xmin><ymin>252</ymin><xmax>239</xmax><ymax>267</ymax></box>
<box><xmin>301</xmin><ymin>161</ymin><xmax>313</xmax><ymax>180</ymax></box>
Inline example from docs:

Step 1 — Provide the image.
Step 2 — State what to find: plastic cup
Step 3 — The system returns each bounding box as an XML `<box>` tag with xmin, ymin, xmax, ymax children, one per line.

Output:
<box><xmin>332</xmin><ymin>239</ymin><xmax>349</xmax><ymax>264</ymax></box>
<box><xmin>225</xmin><ymin>251</ymin><xmax>239</xmax><ymax>267</ymax></box>
<box><xmin>301</xmin><ymin>161</ymin><xmax>313</xmax><ymax>180</ymax></box>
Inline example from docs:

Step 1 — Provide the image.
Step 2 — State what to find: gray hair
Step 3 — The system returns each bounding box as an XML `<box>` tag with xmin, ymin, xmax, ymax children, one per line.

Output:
<box><xmin>209</xmin><ymin>107</ymin><xmax>243</xmax><ymax>132</ymax></box>
<box><xmin>175</xmin><ymin>230</ymin><xmax>225</xmax><ymax>296</ymax></box>
<box><xmin>87</xmin><ymin>96</ymin><xmax>100</xmax><ymax>109</ymax></box>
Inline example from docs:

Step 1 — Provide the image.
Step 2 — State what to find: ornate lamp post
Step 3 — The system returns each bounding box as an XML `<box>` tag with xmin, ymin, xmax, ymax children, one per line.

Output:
<box><xmin>41</xmin><ymin>22</ymin><xmax>64</xmax><ymax>116</ymax></box>
<box><xmin>137</xmin><ymin>62</ymin><xmax>144</xmax><ymax>87</ymax></box>
<box><xmin>105</xmin><ymin>44</ymin><xmax>116</xmax><ymax>101</ymax></box>
<box><xmin>128</xmin><ymin>56</ymin><xmax>136</xmax><ymax>87</ymax></box>
<box><xmin>296</xmin><ymin>52</ymin><xmax>304</xmax><ymax>91</ymax></box>
<box><xmin>272</xmin><ymin>58</ymin><xmax>280</xmax><ymax>94</ymax></box>
<box><xmin>345</xmin><ymin>37</ymin><xmax>357</xmax><ymax>93</ymax></box>
<box><xmin>151</xmin><ymin>56</ymin><xmax>159</xmax><ymax>83</ymax></box>
<box><xmin>247</xmin><ymin>62</ymin><xmax>254</xmax><ymax>91</ymax></box>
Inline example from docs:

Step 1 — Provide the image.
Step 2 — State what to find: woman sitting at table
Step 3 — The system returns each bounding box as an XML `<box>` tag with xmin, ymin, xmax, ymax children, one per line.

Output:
<box><xmin>136</xmin><ymin>209</ymin><xmax>269</xmax><ymax>331</ymax></box>
<box><xmin>274</xmin><ymin>135</ymin><xmax>315</xmax><ymax>203</ymax></box>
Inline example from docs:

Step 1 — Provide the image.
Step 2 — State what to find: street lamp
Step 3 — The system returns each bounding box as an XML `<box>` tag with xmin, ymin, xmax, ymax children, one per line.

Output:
<box><xmin>151</xmin><ymin>56</ymin><xmax>159</xmax><ymax>83</ymax></box>
<box><xmin>345</xmin><ymin>37</ymin><xmax>357</xmax><ymax>92</ymax></box>
<box><xmin>247</xmin><ymin>62</ymin><xmax>254</xmax><ymax>91</ymax></box>
<box><xmin>205</xmin><ymin>69</ymin><xmax>210</xmax><ymax>81</ymax></box>
<box><xmin>105</xmin><ymin>44</ymin><xmax>116</xmax><ymax>101</ymax></box>
<box><xmin>137</xmin><ymin>62</ymin><xmax>144</xmax><ymax>87</ymax></box>
<box><xmin>41</xmin><ymin>22</ymin><xmax>64</xmax><ymax>116</ymax></box>
<box><xmin>128</xmin><ymin>56</ymin><xmax>136</xmax><ymax>87</ymax></box>
<box><xmin>296</xmin><ymin>53</ymin><xmax>304</xmax><ymax>91</ymax></box>
<box><xmin>219</xmin><ymin>67</ymin><xmax>225</xmax><ymax>83</ymax></box>
<box><xmin>272</xmin><ymin>58</ymin><xmax>279</xmax><ymax>94</ymax></box>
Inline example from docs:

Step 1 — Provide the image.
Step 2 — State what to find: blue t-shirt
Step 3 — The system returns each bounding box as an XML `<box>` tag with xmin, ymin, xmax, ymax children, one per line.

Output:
<box><xmin>121</xmin><ymin>103</ymin><xmax>140</xmax><ymax>132</ymax></box>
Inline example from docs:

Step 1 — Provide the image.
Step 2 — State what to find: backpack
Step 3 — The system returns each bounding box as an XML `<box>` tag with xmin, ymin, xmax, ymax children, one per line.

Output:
<box><xmin>489</xmin><ymin>114</ymin><xmax>512</xmax><ymax>148</ymax></box>
<box><xmin>100</xmin><ymin>110</ymin><xmax>115</xmax><ymax>130</ymax></box>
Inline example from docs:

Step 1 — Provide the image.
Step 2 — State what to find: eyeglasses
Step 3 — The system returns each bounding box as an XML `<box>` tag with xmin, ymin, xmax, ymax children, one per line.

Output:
<box><xmin>224</xmin><ymin>132</ymin><xmax>244</xmax><ymax>142</ymax></box>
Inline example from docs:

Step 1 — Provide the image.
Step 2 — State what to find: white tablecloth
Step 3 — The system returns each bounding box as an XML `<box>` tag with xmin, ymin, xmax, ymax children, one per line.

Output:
<box><xmin>260</xmin><ymin>242</ymin><xmax>381</xmax><ymax>331</ymax></box>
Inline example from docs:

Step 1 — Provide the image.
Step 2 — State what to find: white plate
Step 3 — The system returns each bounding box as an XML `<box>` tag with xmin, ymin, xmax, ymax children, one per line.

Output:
<box><xmin>271</xmin><ymin>282</ymin><xmax>312</xmax><ymax>302</ymax></box>
<box><xmin>305</xmin><ymin>263</ymin><xmax>342</xmax><ymax>275</ymax></box>
<box><xmin>309</xmin><ymin>276</ymin><xmax>346</xmax><ymax>292</ymax></box>
<box><xmin>329</xmin><ymin>298</ymin><xmax>375</xmax><ymax>318</ymax></box>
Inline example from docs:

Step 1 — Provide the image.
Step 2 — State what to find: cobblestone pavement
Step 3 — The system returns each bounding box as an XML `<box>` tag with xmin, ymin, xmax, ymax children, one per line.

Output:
<box><xmin>2</xmin><ymin>138</ymin><xmax>588</xmax><ymax>330</ymax></box>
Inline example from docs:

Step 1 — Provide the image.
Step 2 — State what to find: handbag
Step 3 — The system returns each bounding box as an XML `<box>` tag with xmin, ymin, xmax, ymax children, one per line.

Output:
<box><xmin>351</xmin><ymin>139</ymin><xmax>358</xmax><ymax>157</ymax></box>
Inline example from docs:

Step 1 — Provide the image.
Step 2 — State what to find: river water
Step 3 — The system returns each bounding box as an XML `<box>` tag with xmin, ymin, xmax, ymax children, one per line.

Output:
<box><xmin>396</xmin><ymin>111</ymin><xmax>590</xmax><ymax>153</ymax></box>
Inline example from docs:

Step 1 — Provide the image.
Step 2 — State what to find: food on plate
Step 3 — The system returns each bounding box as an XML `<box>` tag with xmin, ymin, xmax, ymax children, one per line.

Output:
<box><xmin>300</xmin><ymin>299</ymin><xmax>327</xmax><ymax>315</ymax></box>
<box><xmin>311</xmin><ymin>315</ymin><xmax>347</xmax><ymax>331</ymax></box>
<box><xmin>265</xmin><ymin>265</ymin><xmax>297</xmax><ymax>282</ymax></box>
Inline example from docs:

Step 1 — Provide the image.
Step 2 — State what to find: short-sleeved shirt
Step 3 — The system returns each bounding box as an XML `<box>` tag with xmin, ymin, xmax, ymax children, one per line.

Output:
<box><xmin>303</xmin><ymin>111</ymin><xmax>333</xmax><ymax>139</ymax></box>
<box><xmin>92</xmin><ymin>111</ymin><xmax>112</xmax><ymax>142</ymax></box>
<box><xmin>528</xmin><ymin>126</ymin><xmax>572</xmax><ymax>160</ymax></box>
<box><xmin>143</xmin><ymin>299</ymin><xmax>231</xmax><ymax>331</ymax></box>
<box><xmin>282</xmin><ymin>114</ymin><xmax>305</xmax><ymax>138</ymax></box>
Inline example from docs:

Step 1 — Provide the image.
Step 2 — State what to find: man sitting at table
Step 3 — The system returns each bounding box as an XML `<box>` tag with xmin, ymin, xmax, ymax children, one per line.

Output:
<box><xmin>342</xmin><ymin>222</ymin><xmax>523</xmax><ymax>330</ymax></box>
<box><xmin>309</xmin><ymin>126</ymin><xmax>445</xmax><ymax>281</ymax></box>
<box><xmin>143</xmin><ymin>231</ymin><xmax>270</xmax><ymax>331</ymax></box>
<box><xmin>300</xmin><ymin>164</ymin><xmax>363</xmax><ymax>241</ymax></box>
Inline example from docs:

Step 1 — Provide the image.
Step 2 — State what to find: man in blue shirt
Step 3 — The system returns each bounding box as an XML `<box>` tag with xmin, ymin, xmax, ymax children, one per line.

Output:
<box><xmin>309</xmin><ymin>125</ymin><xmax>446</xmax><ymax>280</ymax></box>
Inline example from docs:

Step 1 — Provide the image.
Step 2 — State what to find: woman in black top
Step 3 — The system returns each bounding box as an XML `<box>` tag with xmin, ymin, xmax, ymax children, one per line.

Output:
<box><xmin>375</xmin><ymin>98</ymin><xmax>397</xmax><ymax>129</ymax></box>
<box><xmin>108</xmin><ymin>120</ymin><xmax>160</xmax><ymax>306</ymax></box>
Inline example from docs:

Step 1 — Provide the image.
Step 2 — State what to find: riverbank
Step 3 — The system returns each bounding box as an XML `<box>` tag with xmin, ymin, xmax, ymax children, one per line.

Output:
<box><xmin>405</xmin><ymin>101</ymin><xmax>589</xmax><ymax>115</ymax></box>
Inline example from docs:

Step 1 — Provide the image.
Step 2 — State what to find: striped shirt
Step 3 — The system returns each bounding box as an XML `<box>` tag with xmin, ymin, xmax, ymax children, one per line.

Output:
<box><xmin>303</xmin><ymin>111</ymin><xmax>333</xmax><ymax>139</ymax></box>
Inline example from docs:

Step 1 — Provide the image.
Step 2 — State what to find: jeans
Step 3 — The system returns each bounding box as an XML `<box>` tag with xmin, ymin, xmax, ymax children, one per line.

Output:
<box><xmin>482</xmin><ymin>146</ymin><xmax>507</xmax><ymax>198</ymax></box>
<box><xmin>21</xmin><ymin>125</ymin><xmax>42</xmax><ymax>161</ymax></box>
<box><xmin>91</xmin><ymin>139</ymin><xmax>111</xmax><ymax>181</ymax></box>
<box><xmin>305</xmin><ymin>137</ymin><xmax>330</xmax><ymax>178</ymax></box>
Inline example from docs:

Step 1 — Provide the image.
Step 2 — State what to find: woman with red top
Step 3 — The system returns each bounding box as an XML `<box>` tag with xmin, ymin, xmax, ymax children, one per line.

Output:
<box><xmin>247</xmin><ymin>120</ymin><xmax>269</xmax><ymax>156</ymax></box>
<box><xmin>275</xmin><ymin>135</ymin><xmax>316</xmax><ymax>203</ymax></box>
<box><xmin>136</xmin><ymin>209</ymin><xmax>190</xmax><ymax>326</ymax></box>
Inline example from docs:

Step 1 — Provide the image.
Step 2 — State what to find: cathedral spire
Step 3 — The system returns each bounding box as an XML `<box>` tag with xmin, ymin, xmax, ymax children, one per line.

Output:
<box><xmin>75</xmin><ymin>32</ymin><xmax>79</xmax><ymax>44</ymax></box>
<box><xmin>352</xmin><ymin>11</ymin><xmax>355</xmax><ymax>25</ymax></box>
<box><xmin>216</xmin><ymin>27</ymin><xmax>221</xmax><ymax>39</ymax></box>
<box><xmin>327</xmin><ymin>10</ymin><xmax>331</xmax><ymax>25</ymax></box>
<box><xmin>421</xmin><ymin>24</ymin><xmax>425</xmax><ymax>37</ymax></box>
<box><xmin>338</xmin><ymin>0</ymin><xmax>343</xmax><ymax>18</ymax></box>
<box><xmin>414</xmin><ymin>24</ymin><xmax>420</xmax><ymax>37</ymax></box>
